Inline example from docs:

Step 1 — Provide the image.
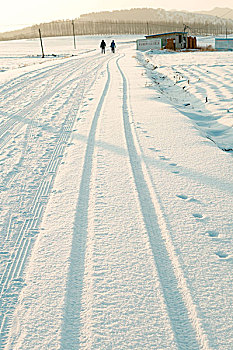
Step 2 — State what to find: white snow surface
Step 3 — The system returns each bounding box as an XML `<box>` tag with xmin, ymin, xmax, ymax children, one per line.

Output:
<box><xmin>0</xmin><ymin>36</ymin><xmax>233</xmax><ymax>349</ymax></box>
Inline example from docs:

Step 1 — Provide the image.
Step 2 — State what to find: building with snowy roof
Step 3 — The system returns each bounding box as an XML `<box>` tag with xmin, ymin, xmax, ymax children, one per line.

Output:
<box><xmin>136</xmin><ymin>31</ymin><xmax>196</xmax><ymax>51</ymax></box>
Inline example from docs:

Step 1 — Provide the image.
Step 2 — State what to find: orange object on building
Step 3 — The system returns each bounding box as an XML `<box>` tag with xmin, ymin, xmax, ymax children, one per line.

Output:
<box><xmin>194</xmin><ymin>37</ymin><xmax>197</xmax><ymax>49</ymax></box>
<box><xmin>187</xmin><ymin>36</ymin><xmax>197</xmax><ymax>49</ymax></box>
<box><xmin>166</xmin><ymin>38</ymin><xmax>175</xmax><ymax>50</ymax></box>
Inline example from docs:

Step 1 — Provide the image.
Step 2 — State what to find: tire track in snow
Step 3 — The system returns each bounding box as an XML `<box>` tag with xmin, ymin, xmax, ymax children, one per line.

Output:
<box><xmin>0</xmin><ymin>53</ymin><xmax>100</xmax><ymax>100</ymax></box>
<box><xmin>0</xmin><ymin>55</ymin><xmax>109</xmax><ymax>349</ymax></box>
<box><xmin>0</xmin><ymin>54</ymin><xmax>106</xmax><ymax>155</ymax></box>
<box><xmin>0</xmin><ymin>106</ymin><xmax>78</xmax><ymax>348</ymax></box>
<box><xmin>116</xmin><ymin>56</ymin><xmax>210</xmax><ymax>350</ymax></box>
<box><xmin>0</xmin><ymin>58</ymin><xmax>79</xmax><ymax>107</ymax></box>
<box><xmin>60</xmin><ymin>56</ymin><xmax>114</xmax><ymax>349</ymax></box>
<box><xmin>0</xmin><ymin>54</ymin><xmax>104</xmax><ymax>119</ymax></box>
<box><xmin>0</xmin><ymin>56</ymin><xmax>95</xmax><ymax>114</ymax></box>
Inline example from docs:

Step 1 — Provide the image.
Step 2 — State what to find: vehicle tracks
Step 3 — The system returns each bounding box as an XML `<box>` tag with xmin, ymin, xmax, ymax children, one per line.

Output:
<box><xmin>0</xmin><ymin>54</ymin><xmax>106</xmax><ymax>156</ymax></box>
<box><xmin>0</xmin><ymin>52</ymin><xmax>110</xmax><ymax>348</ymax></box>
<box><xmin>116</xmin><ymin>56</ymin><xmax>210</xmax><ymax>350</ymax></box>
<box><xmin>60</xmin><ymin>54</ymin><xmax>114</xmax><ymax>349</ymax></box>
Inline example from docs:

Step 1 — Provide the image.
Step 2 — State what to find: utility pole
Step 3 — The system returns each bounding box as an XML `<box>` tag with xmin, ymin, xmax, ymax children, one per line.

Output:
<box><xmin>38</xmin><ymin>28</ymin><xmax>45</xmax><ymax>58</ymax></box>
<box><xmin>72</xmin><ymin>20</ymin><xmax>76</xmax><ymax>49</ymax></box>
<box><xmin>183</xmin><ymin>24</ymin><xmax>190</xmax><ymax>33</ymax></box>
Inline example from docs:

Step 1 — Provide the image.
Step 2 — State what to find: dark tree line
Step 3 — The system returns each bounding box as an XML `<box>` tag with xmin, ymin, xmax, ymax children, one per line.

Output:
<box><xmin>0</xmin><ymin>19</ymin><xmax>232</xmax><ymax>41</ymax></box>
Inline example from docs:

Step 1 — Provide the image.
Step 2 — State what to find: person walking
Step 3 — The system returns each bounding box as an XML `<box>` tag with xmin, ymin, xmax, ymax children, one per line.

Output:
<box><xmin>110</xmin><ymin>40</ymin><xmax>116</xmax><ymax>53</ymax></box>
<box><xmin>100</xmin><ymin>39</ymin><xmax>106</xmax><ymax>54</ymax></box>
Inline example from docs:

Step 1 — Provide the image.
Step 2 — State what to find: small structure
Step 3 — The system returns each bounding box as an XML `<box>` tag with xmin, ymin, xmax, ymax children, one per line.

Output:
<box><xmin>215</xmin><ymin>38</ymin><xmax>233</xmax><ymax>51</ymax></box>
<box><xmin>146</xmin><ymin>32</ymin><xmax>188</xmax><ymax>50</ymax></box>
<box><xmin>137</xmin><ymin>31</ymin><xmax>197</xmax><ymax>51</ymax></box>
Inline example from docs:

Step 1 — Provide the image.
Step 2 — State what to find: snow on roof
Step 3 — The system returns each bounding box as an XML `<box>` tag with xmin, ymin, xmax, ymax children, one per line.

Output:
<box><xmin>145</xmin><ymin>32</ymin><xmax>187</xmax><ymax>38</ymax></box>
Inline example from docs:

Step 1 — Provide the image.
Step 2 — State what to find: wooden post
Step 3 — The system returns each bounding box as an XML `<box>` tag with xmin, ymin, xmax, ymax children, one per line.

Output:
<box><xmin>72</xmin><ymin>20</ymin><xmax>76</xmax><ymax>49</ymax></box>
<box><xmin>39</xmin><ymin>28</ymin><xmax>45</xmax><ymax>58</ymax></box>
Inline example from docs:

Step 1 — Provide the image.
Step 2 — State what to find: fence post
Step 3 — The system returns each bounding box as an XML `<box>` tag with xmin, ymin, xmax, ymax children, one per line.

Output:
<box><xmin>39</xmin><ymin>28</ymin><xmax>45</xmax><ymax>58</ymax></box>
<box><xmin>72</xmin><ymin>20</ymin><xmax>76</xmax><ymax>49</ymax></box>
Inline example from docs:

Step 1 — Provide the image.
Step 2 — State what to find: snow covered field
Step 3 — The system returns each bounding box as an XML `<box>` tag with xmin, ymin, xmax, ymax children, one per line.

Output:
<box><xmin>140</xmin><ymin>45</ymin><xmax>233</xmax><ymax>151</ymax></box>
<box><xmin>0</xmin><ymin>35</ymin><xmax>233</xmax><ymax>349</ymax></box>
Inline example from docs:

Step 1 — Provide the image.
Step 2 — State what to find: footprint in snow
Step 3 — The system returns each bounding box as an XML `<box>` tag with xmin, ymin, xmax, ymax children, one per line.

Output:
<box><xmin>148</xmin><ymin>147</ymin><xmax>160</xmax><ymax>152</ymax></box>
<box><xmin>176</xmin><ymin>194</ymin><xmax>188</xmax><ymax>200</ymax></box>
<box><xmin>160</xmin><ymin>155</ymin><xmax>170</xmax><ymax>161</ymax></box>
<box><xmin>207</xmin><ymin>230</ymin><xmax>219</xmax><ymax>238</ymax></box>
<box><xmin>192</xmin><ymin>213</ymin><xmax>203</xmax><ymax>219</ymax></box>
<box><xmin>176</xmin><ymin>193</ymin><xmax>200</xmax><ymax>203</ymax></box>
<box><xmin>215</xmin><ymin>251</ymin><xmax>229</xmax><ymax>259</ymax></box>
<box><xmin>188</xmin><ymin>198</ymin><xmax>200</xmax><ymax>203</ymax></box>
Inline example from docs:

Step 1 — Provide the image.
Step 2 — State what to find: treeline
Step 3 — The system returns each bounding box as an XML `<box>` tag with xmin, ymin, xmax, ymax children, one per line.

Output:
<box><xmin>0</xmin><ymin>19</ymin><xmax>232</xmax><ymax>41</ymax></box>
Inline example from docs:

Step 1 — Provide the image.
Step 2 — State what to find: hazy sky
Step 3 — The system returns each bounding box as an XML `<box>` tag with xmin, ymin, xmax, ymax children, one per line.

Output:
<box><xmin>1</xmin><ymin>0</ymin><xmax>233</xmax><ymax>31</ymax></box>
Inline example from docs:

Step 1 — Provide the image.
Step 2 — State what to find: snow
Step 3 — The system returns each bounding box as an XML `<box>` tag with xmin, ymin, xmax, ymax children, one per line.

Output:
<box><xmin>0</xmin><ymin>35</ymin><xmax>233</xmax><ymax>349</ymax></box>
<box><xmin>139</xmin><ymin>40</ymin><xmax>233</xmax><ymax>151</ymax></box>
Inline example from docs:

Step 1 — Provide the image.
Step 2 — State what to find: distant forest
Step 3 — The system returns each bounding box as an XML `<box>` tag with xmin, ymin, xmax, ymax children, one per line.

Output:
<box><xmin>1</xmin><ymin>8</ymin><xmax>233</xmax><ymax>41</ymax></box>
<box><xmin>0</xmin><ymin>19</ymin><xmax>232</xmax><ymax>41</ymax></box>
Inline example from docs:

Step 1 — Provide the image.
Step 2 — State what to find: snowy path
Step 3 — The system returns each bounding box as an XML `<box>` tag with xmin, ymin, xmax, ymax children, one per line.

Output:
<box><xmin>0</xmin><ymin>42</ymin><xmax>233</xmax><ymax>349</ymax></box>
<box><xmin>0</xmin><ymin>51</ymin><xmax>109</xmax><ymax>348</ymax></box>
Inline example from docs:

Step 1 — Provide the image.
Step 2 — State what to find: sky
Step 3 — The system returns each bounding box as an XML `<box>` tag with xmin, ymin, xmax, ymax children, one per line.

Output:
<box><xmin>1</xmin><ymin>0</ymin><xmax>233</xmax><ymax>32</ymax></box>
